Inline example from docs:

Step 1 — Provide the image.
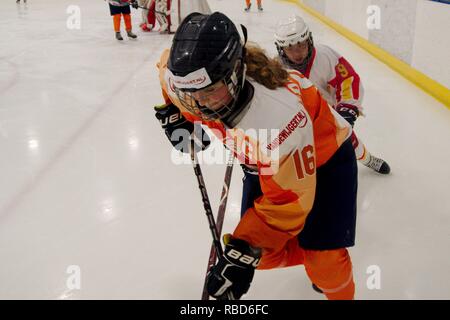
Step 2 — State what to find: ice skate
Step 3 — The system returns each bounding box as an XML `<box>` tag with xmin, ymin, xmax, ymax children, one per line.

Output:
<box><xmin>312</xmin><ymin>283</ymin><xmax>323</xmax><ymax>294</ymax></box>
<box><xmin>159</xmin><ymin>22</ymin><xmax>169</xmax><ymax>34</ymax></box>
<box><xmin>361</xmin><ymin>154</ymin><xmax>391</xmax><ymax>174</ymax></box>
<box><xmin>127</xmin><ymin>30</ymin><xmax>138</xmax><ymax>39</ymax></box>
<box><xmin>115</xmin><ymin>32</ymin><xmax>123</xmax><ymax>41</ymax></box>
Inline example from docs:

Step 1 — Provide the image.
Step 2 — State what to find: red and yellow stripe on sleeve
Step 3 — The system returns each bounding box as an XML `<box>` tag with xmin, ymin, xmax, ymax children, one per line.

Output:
<box><xmin>328</xmin><ymin>57</ymin><xmax>361</xmax><ymax>104</ymax></box>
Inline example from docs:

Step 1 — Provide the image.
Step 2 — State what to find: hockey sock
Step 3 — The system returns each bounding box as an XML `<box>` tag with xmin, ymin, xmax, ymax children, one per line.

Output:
<box><xmin>113</xmin><ymin>14</ymin><xmax>121</xmax><ymax>32</ymax></box>
<box><xmin>304</xmin><ymin>248</ymin><xmax>355</xmax><ymax>300</ymax></box>
<box><xmin>166</xmin><ymin>0</ymin><xmax>172</xmax><ymax>29</ymax></box>
<box><xmin>156</xmin><ymin>12</ymin><xmax>168</xmax><ymax>28</ymax></box>
<box><xmin>123</xmin><ymin>13</ymin><xmax>132</xmax><ymax>31</ymax></box>
<box><xmin>351</xmin><ymin>131</ymin><xmax>367</xmax><ymax>161</ymax></box>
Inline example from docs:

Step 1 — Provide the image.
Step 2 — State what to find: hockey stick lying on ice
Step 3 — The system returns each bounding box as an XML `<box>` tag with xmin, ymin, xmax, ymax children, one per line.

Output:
<box><xmin>189</xmin><ymin>134</ymin><xmax>234</xmax><ymax>301</ymax></box>
<box><xmin>201</xmin><ymin>149</ymin><xmax>234</xmax><ymax>300</ymax></box>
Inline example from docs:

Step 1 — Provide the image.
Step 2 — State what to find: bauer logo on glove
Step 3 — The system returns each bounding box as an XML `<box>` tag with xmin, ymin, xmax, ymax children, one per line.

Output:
<box><xmin>154</xmin><ymin>103</ymin><xmax>211</xmax><ymax>153</ymax></box>
<box><xmin>206</xmin><ymin>235</ymin><xmax>261</xmax><ymax>300</ymax></box>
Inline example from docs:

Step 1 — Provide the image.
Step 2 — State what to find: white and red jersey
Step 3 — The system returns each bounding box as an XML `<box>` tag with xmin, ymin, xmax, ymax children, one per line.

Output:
<box><xmin>290</xmin><ymin>44</ymin><xmax>364</xmax><ymax>113</ymax></box>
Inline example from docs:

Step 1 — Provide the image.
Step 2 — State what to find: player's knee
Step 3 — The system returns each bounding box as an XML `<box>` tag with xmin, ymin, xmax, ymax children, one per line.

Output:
<box><xmin>304</xmin><ymin>248</ymin><xmax>352</xmax><ymax>285</ymax></box>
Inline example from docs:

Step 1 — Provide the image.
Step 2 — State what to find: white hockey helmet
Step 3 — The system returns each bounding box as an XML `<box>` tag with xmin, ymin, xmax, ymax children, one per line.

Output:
<box><xmin>274</xmin><ymin>15</ymin><xmax>311</xmax><ymax>48</ymax></box>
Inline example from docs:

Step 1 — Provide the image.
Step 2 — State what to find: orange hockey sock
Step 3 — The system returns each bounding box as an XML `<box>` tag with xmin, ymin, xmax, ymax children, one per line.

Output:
<box><xmin>304</xmin><ymin>248</ymin><xmax>355</xmax><ymax>300</ymax></box>
<box><xmin>123</xmin><ymin>14</ymin><xmax>132</xmax><ymax>31</ymax></box>
<box><xmin>113</xmin><ymin>14</ymin><xmax>121</xmax><ymax>32</ymax></box>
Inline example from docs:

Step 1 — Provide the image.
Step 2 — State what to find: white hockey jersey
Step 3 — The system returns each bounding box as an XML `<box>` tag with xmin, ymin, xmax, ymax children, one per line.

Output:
<box><xmin>289</xmin><ymin>44</ymin><xmax>364</xmax><ymax>113</ymax></box>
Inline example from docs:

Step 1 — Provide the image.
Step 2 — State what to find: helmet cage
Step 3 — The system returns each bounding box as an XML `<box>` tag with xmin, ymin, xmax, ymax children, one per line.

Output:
<box><xmin>174</xmin><ymin>60</ymin><xmax>245</xmax><ymax>121</ymax></box>
<box><xmin>274</xmin><ymin>15</ymin><xmax>314</xmax><ymax>73</ymax></box>
<box><xmin>275</xmin><ymin>33</ymin><xmax>314</xmax><ymax>73</ymax></box>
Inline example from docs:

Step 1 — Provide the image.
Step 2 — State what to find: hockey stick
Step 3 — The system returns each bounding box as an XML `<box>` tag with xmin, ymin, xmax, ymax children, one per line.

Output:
<box><xmin>103</xmin><ymin>0</ymin><xmax>147</xmax><ymax>10</ymax></box>
<box><xmin>177</xmin><ymin>0</ymin><xmax>181</xmax><ymax>25</ymax></box>
<box><xmin>155</xmin><ymin>10</ymin><xmax>168</xmax><ymax>26</ymax></box>
<box><xmin>190</xmin><ymin>133</ymin><xmax>234</xmax><ymax>301</ymax></box>
<box><xmin>201</xmin><ymin>150</ymin><xmax>234</xmax><ymax>300</ymax></box>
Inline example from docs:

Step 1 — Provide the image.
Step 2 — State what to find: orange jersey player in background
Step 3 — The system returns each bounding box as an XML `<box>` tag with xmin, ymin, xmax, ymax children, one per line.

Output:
<box><xmin>107</xmin><ymin>0</ymin><xmax>138</xmax><ymax>40</ymax></box>
<box><xmin>245</xmin><ymin>0</ymin><xmax>263</xmax><ymax>12</ymax></box>
<box><xmin>154</xmin><ymin>12</ymin><xmax>358</xmax><ymax>300</ymax></box>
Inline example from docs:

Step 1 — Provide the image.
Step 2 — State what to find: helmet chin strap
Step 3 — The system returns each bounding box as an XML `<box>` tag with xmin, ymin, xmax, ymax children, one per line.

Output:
<box><xmin>280</xmin><ymin>38</ymin><xmax>314</xmax><ymax>74</ymax></box>
<box><xmin>219</xmin><ymin>24</ymin><xmax>249</xmax><ymax>127</ymax></box>
<box><xmin>241</xmin><ymin>63</ymin><xmax>247</xmax><ymax>89</ymax></box>
<box><xmin>222</xmin><ymin>80</ymin><xmax>254</xmax><ymax>128</ymax></box>
<box><xmin>216</xmin><ymin>24</ymin><xmax>251</xmax><ymax>127</ymax></box>
<box><xmin>283</xmin><ymin>54</ymin><xmax>308</xmax><ymax>74</ymax></box>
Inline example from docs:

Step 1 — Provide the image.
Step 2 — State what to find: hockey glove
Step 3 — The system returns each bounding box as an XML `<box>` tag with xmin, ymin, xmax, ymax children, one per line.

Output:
<box><xmin>335</xmin><ymin>103</ymin><xmax>359</xmax><ymax>127</ymax></box>
<box><xmin>130</xmin><ymin>0</ymin><xmax>139</xmax><ymax>9</ymax></box>
<box><xmin>206</xmin><ymin>234</ymin><xmax>262</xmax><ymax>300</ymax></box>
<box><xmin>154</xmin><ymin>103</ymin><xmax>210</xmax><ymax>153</ymax></box>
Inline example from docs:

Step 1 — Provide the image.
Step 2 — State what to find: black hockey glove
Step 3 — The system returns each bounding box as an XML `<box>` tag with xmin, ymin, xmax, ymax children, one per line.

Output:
<box><xmin>335</xmin><ymin>103</ymin><xmax>359</xmax><ymax>127</ymax></box>
<box><xmin>207</xmin><ymin>235</ymin><xmax>262</xmax><ymax>300</ymax></box>
<box><xmin>154</xmin><ymin>103</ymin><xmax>210</xmax><ymax>153</ymax></box>
<box><xmin>130</xmin><ymin>0</ymin><xmax>139</xmax><ymax>9</ymax></box>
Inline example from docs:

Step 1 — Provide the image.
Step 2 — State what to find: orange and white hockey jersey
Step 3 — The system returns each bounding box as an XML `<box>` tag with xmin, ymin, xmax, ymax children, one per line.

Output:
<box><xmin>157</xmin><ymin>49</ymin><xmax>352</xmax><ymax>269</ymax></box>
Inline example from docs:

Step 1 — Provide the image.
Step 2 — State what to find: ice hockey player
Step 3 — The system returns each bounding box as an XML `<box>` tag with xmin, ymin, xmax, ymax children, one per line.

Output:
<box><xmin>138</xmin><ymin>0</ymin><xmax>156</xmax><ymax>32</ymax></box>
<box><xmin>275</xmin><ymin>15</ymin><xmax>390</xmax><ymax>174</ymax></box>
<box><xmin>155</xmin><ymin>0</ymin><xmax>172</xmax><ymax>34</ymax></box>
<box><xmin>107</xmin><ymin>0</ymin><xmax>138</xmax><ymax>40</ymax></box>
<box><xmin>245</xmin><ymin>0</ymin><xmax>263</xmax><ymax>12</ymax></box>
<box><xmin>155</xmin><ymin>12</ymin><xmax>358</xmax><ymax>300</ymax></box>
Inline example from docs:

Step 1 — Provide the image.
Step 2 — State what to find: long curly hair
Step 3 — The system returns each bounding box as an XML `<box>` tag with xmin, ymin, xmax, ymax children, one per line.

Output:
<box><xmin>244</xmin><ymin>43</ymin><xmax>289</xmax><ymax>89</ymax></box>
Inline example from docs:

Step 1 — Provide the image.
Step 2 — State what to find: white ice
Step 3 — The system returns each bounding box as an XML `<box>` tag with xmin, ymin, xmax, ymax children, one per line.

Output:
<box><xmin>0</xmin><ymin>0</ymin><xmax>449</xmax><ymax>299</ymax></box>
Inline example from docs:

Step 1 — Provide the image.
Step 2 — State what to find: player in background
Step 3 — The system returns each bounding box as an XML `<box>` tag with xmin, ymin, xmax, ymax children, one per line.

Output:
<box><xmin>107</xmin><ymin>0</ymin><xmax>138</xmax><ymax>40</ymax></box>
<box><xmin>138</xmin><ymin>0</ymin><xmax>156</xmax><ymax>32</ymax></box>
<box><xmin>155</xmin><ymin>0</ymin><xmax>172</xmax><ymax>34</ymax></box>
<box><xmin>155</xmin><ymin>12</ymin><xmax>358</xmax><ymax>300</ymax></box>
<box><xmin>245</xmin><ymin>0</ymin><xmax>263</xmax><ymax>12</ymax></box>
<box><xmin>275</xmin><ymin>15</ymin><xmax>391</xmax><ymax>174</ymax></box>
<box><xmin>16</xmin><ymin>0</ymin><xmax>27</xmax><ymax>3</ymax></box>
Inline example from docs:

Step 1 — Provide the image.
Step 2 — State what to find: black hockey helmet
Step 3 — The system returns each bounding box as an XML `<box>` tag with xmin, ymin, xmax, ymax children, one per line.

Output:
<box><xmin>167</xmin><ymin>12</ymin><xmax>247</xmax><ymax>121</ymax></box>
